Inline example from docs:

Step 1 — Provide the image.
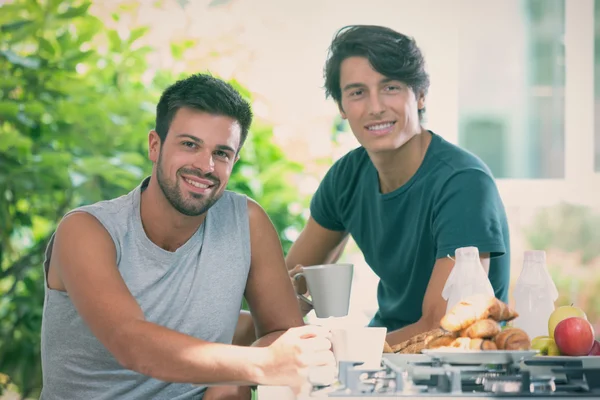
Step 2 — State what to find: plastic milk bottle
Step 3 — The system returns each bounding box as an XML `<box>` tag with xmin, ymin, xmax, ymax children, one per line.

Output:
<box><xmin>442</xmin><ymin>246</ymin><xmax>495</xmax><ymax>314</ymax></box>
<box><xmin>513</xmin><ymin>250</ymin><xmax>558</xmax><ymax>339</ymax></box>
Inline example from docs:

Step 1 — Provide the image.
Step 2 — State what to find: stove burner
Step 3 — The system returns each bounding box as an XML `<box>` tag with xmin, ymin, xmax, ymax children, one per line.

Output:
<box><xmin>481</xmin><ymin>372</ymin><xmax>557</xmax><ymax>394</ymax></box>
<box><xmin>319</xmin><ymin>356</ymin><xmax>600</xmax><ymax>398</ymax></box>
<box><xmin>482</xmin><ymin>376</ymin><xmax>522</xmax><ymax>393</ymax></box>
<box><xmin>529</xmin><ymin>375</ymin><xmax>557</xmax><ymax>394</ymax></box>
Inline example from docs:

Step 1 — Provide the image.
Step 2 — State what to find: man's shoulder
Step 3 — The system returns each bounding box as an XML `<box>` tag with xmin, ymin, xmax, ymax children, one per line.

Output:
<box><xmin>219</xmin><ymin>190</ymin><xmax>249</xmax><ymax>208</ymax></box>
<box><xmin>326</xmin><ymin>146</ymin><xmax>371</xmax><ymax>182</ymax></box>
<box><xmin>69</xmin><ymin>190</ymin><xmax>136</xmax><ymax>220</ymax></box>
<box><xmin>428</xmin><ymin>132</ymin><xmax>496</xmax><ymax>180</ymax></box>
<box><xmin>333</xmin><ymin>146</ymin><xmax>369</xmax><ymax>168</ymax></box>
<box><xmin>213</xmin><ymin>190</ymin><xmax>251</xmax><ymax>219</ymax></box>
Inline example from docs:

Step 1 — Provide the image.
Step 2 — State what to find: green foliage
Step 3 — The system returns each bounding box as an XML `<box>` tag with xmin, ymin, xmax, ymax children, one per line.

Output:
<box><xmin>525</xmin><ymin>203</ymin><xmax>600</xmax><ymax>264</ymax></box>
<box><xmin>0</xmin><ymin>0</ymin><xmax>306</xmax><ymax>396</ymax></box>
<box><xmin>527</xmin><ymin>203</ymin><xmax>600</xmax><ymax>327</ymax></box>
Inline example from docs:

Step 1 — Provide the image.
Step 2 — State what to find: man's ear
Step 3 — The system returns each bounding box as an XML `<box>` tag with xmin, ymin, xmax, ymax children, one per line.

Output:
<box><xmin>148</xmin><ymin>130</ymin><xmax>161</xmax><ymax>163</ymax></box>
<box><xmin>338</xmin><ymin>102</ymin><xmax>347</xmax><ymax>120</ymax></box>
<box><xmin>417</xmin><ymin>90</ymin><xmax>426</xmax><ymax>111</ymax></box>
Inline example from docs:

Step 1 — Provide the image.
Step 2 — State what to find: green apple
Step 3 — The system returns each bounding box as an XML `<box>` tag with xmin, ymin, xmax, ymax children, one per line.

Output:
<box><xmin>548</xmin><ymin>305</ymin><xmax>588</xmax><ymax>339</ymax></box>
<box><xmin>531</xmin><ymin>335</ymin><xmax>561</xmax><ymax>356</ymax></box>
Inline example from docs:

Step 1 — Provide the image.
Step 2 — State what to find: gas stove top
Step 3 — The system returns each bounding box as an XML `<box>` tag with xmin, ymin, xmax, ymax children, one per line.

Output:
<box><xmin>309</xmin><ymin>354</ymin><xmax>600</xmax><ymax>398</ymax></box>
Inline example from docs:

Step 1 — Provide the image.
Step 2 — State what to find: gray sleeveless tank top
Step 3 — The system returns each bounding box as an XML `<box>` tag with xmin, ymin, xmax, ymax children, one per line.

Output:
<box><xmin>40</xmin><ymin>178</ymin><xmax>251</xmax><ymax>400</ymax></box>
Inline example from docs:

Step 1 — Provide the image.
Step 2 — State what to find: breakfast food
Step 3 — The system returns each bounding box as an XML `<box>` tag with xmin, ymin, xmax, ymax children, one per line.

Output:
<box><xmin>399</xmin><ymin>340</ymin><xmax>428</xmax><ymax>354</ymax></box>
<box><xmin>425</xmin><ymin>332</ymin><xmax>458</xmax><ymax>349</ymax></box>
<box><xmin>391</xmin><ymin>328</ymin><xmax>446</xmax><ymax>353</ymax></box>
<box><xmin>459</xmin><ymin>318</ymin><xmax>501</xmax><ymax>339</ymax></box>
<box><xmin>461</xmin><ymin>338</ymin><xmax>498</xmax><ymax>350</ymax></box>
<box><xmin>440</xmin><ymin>294</ymin><xmax>519</xmax><ymax>332</ymax></box>
<box><xmin>494</xmin><ymin>327</ymin><xmax>531</xmax><ymax>351</ymax></box>
<box><xmin>449</xmin><ymin>337</ymin><xmax>472</xmax><ymax>350</ymax></box>
<box><xmin>383</xmin><ymin>328</ymin><xmax>457</xmax><ymax>354</ymax></box>
<box><xmin>382</xmin><ymin>296</ymin><xmax>530</xmax><ymax>355</ymax></box>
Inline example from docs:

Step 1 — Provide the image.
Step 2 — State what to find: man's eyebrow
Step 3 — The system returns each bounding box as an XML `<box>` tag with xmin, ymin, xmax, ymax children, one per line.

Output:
<box><xmin>176</xmin><ymin>133</ymin><xmax>202</xmax><ymax>143</ymax></box>
<box><xmin>176</xmin><ymin>134</ymin><xmax>236</xmax><ymax>154</ymax></box>
<box><xmin>342</xmin><ymin>82</ymin><xmax>365</xmax><ymax>92</ymax></box>
<box><xmin>216</xmin><ymin>144</ymin><xmax>236</xmax><ymax>154</ymax></box>
<box><xmin>342</xmin><ymin>78</ymin><xmax>402</xmax><ymax>92</ymax></box>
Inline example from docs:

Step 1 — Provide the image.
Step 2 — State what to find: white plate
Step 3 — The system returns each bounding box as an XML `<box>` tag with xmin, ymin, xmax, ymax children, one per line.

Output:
<box><xmin>421</xmin><ymin>349</ymin><xmax>539</xmax><ymax>365</ymax></box>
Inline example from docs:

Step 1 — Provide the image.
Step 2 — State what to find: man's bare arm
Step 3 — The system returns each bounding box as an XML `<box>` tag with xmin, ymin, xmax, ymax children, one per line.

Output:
<box><xmin>50</xmin><ymin>212</ymin><xmax>286</xmax><ymax>385</ymax></box>
<box><xmin>243</xmin><ymin>199</ymin><xmax>306</xmax><ymax>344</ymax></box>
<box><xmin>286</xmin><ymin>216</ymin><xmax>349</xmax><ymax>304</ymax></box>
<box><xmin>385</xmin><ymin>254</ymin><xmax>491</xmax><ymax>345</ymax></box>
<box><xmin>232</xmin><ymin>216</ymin><xmax>349</xmax><ymax>345</ymax></box>
<box><xmin>285</xmin><ymin>216</ymin><xmax>349</xmax><ymax>270</ymax></box>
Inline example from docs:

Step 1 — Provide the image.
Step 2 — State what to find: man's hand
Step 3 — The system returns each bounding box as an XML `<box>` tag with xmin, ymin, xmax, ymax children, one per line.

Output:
<box><xmin>203</xmin><ymin>386</ymin><xmax>252</xmax><ymax>400</ymax></box>
<box><xmin>258</xmin><ymin>325</ymin><xmax>335</xmax><ymax>395</ymax></box>
<box><xmin>289</xmin><ymin>264</ymin><xmax>307</xmax><ymax>295</ymax></box>
<box><xmin>288</xmin><ymin>265</ymin><xmax>313</xmax><ymax>314</ymax></box>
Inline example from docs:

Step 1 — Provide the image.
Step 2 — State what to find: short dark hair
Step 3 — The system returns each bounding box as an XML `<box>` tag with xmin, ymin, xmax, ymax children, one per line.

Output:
<box><xmin>324</xmin><ymin>25</ymin><xmax>430</xmax><ymax>120</ymax></box>
<box><xmin>155</xmin><ymin>73</ymin><xmax>253</xmax><ymax>150</ymax></box>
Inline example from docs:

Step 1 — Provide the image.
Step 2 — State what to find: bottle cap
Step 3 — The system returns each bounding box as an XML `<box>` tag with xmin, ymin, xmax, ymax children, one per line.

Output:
<box><xmin>524</xmin><ymin>250</ymin><xmax>546</xmax><ymax>264</ymax></box>
<box><xmin>455</xmin><ymin>246</ymin><xmax>480</xmax><ymax>260</ymax></box>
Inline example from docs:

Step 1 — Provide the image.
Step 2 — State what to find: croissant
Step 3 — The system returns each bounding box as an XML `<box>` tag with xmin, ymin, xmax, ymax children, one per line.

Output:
<box><xmin>447</xmin><ymin>337</ymin><xmax>498</xmax><ymax>351</ymax></box>
<box><xmin>494</xmin><ymin>328</ymin><xmax>531</xmax><ymax>350</ymax></box>
<box><xmin>449</xmin><ymin>337</ymin><xmax>472</xmax><ymax>350</ymax></box>
<box><xmin>469</xmin><ymin>338</ymin><xmax>498</xmax><ymax>350</ymax></box>
<box><xmin>460</xmin><ymin>319</ymin><xmax>501</xmax><ymax>339</ymax></box>
<box><xmin>488</xmin><ymin>299</ymin><xmax>519</xmax><ymax>322</ymax></box>
<box><xmin>440</xmin><ymin>294</ymin><xmax>498</xmax><ymax>332</ymax></box>
<box><xmin>440</xmin><ymin>295</ymin><xmax>519</xmax><ymax>332</ymax></box>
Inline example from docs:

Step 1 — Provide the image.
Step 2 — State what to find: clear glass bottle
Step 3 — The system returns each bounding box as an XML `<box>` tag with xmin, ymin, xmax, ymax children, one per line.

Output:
<box><xmin>513</xmin><ymin>250</ymin><xmax>558</xmax><ymax>339</ymax></box>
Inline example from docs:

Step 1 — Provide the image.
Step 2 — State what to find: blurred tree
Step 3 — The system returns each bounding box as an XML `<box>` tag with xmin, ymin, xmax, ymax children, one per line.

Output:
<box><xmin>0</xmin><ymin>0</ymin><xmax>306</xmax><ymax>397</ymax></box>
<box><xmin>0</xmin><ymin>372</ymin><xmax>9</xmax><ymax>395</ymax></box>
<box><xmin>526</xmin><ymin>203</ymin><xmax>600</xmax><ymax>264</ymax></box>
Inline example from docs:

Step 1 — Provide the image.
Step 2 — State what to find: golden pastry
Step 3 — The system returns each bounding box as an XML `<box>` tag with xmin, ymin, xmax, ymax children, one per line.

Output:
<box><xmin>460</xmin><ymin>318</ymin><xmax>501</xmax><ymax>339</ymax></box>
<box><xmin>494</xmin><ymin>327</ymin><xmax>531</xmax><ymax>350</ymax></box>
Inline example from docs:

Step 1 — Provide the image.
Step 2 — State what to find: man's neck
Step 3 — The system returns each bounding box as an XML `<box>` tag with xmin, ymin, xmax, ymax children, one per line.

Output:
<box><xmin>140</xmin><ymin>176</ymin><xmax>206</xmax><ymax>252</ymax></box>
<box><xmin>369</xmin><ymin>128</ymin><xmax>432</xmax><ymax>194</ymax></box>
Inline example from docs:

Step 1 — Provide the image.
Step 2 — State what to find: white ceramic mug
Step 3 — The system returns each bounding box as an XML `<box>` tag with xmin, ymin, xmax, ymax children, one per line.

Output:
<box><xmin>294</xmin><ymin>263</ymin><xmax>353</xmax><ymax>318</ymax></box>
<box><xmin>330</xmin><ymin>327</ymin><xmax>387</xmax><ymax>369</ymax></box>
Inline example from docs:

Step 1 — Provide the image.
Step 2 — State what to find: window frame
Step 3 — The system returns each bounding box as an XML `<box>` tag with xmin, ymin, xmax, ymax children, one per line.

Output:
<box><xmin>444</xmin><ymin>0</ymin><xmax>598</xmax><ymax>208</ymax></box>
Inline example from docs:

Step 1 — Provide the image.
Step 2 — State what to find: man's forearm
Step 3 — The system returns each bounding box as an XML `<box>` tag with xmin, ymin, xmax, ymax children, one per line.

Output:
<box><xmin>116</xmin><ymin>320</ymin><xmax>268</xmax><ymax>385</ymax></box>
<box><xmin>385</xmin><ymin>318</ymin><xmax>439</xmax><ymax>346</ymax></box>
<box><xmin>251</xmin><ymin>330</ymin><xmax>286</xmax><ymax>348</ymax></box>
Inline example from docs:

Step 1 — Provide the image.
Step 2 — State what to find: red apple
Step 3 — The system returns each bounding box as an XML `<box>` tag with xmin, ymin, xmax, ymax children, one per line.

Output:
<box><xmin>554</xmin><ymin>317</ymin><xmax>595</xmax><ymax>356</ymax></box>
<box><xmin>589</xmin><ymin>340</ymin><xmax>600</xmax><ymax>356</ymax></box>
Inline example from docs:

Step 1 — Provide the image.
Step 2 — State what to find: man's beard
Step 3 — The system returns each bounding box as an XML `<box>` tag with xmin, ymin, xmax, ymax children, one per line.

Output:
<box><xmin>156</xmin><ymin>154</ymin><xmax>222</xmax><ymax>217</ymax></box>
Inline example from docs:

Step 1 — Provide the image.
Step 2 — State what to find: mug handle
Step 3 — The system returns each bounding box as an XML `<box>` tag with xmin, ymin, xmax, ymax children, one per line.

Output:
<box><xmin>293</xmin><ymin>273</ymin><xmax>312</xmax><ymax>306</ymax></box>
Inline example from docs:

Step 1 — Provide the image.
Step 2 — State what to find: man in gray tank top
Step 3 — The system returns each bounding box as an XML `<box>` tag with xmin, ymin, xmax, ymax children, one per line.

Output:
<box><xmin>40</xmin><ymin>74</ymin><xmax>335</xmax><ymax>400</ymax></box>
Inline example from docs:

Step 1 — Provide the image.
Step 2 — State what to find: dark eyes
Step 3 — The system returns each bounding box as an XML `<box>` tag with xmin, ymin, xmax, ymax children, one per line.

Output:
<box><xmin>348</xmin><ymin>85</ymin><xmax>401</xmax><ymax>98</ymax></box>
<box><xmin>182</xmin><ymin>141</ymin><xmax>197</xmax><ymax>148</ymax></box>
<box><xmin>181</xmin><ymin>142</ymin><xmax>230</xmax><ymax>159</ymax></box>
<box><xmin>214</xmin><ymin>150</ymin><xmax>229</xmax><ymax>159</ymax></box>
